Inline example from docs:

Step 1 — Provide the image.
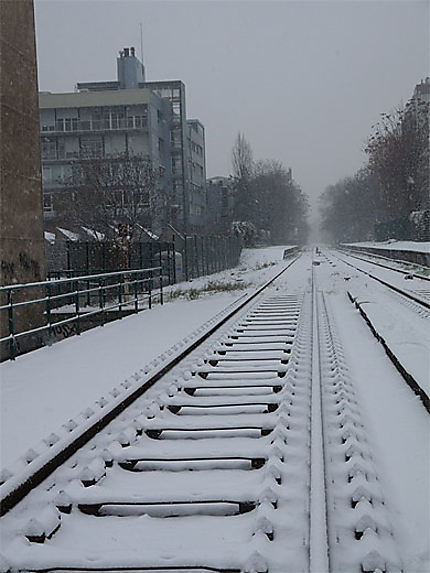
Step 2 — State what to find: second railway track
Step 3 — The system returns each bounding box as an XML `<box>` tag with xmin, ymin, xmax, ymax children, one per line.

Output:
<box><xmin>0</xmin><ymin>253</ymin><xmax>406</xmax><ymax>572</ymax></box>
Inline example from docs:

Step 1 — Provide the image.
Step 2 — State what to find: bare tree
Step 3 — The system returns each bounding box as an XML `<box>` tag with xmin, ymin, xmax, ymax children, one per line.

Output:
<box><xmin>232</xmin><ymin>132</ymin><xmax>253</xmax><ymax>180</ymax></box>
<box><xmin>252</xmin><ymin>160</ymin><xmax>308</xmax><ymax>244</ymax></box>
<box><xmin>230</xmin><ymin>135</ymin><xmax>309</xmax><ymax>245</ymax></box>
<box><xmin>231</xmin><ymin>132</ymin><xmax>257</xmax><ymax>228</ymax></box>
<box><xmin>365</xmin><ymin>100</ymin><xmax>429</xmax><ymax>220</ymax></box>
<box><xmin>319</xmin><ymin>170</ymin><xmax>379</xmax><ymax>243</ymax></box>
<box><xmin>60</xmin><ymin>153</ymin><xmax>165</xmax><ymax>240</ymax></box>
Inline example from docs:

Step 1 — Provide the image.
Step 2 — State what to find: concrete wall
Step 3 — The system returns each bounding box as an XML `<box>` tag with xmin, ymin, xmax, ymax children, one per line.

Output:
<box><xmin>0</xmin><ymin>0</ymin><xmax>46</xmax><ymax>353</ymax></box>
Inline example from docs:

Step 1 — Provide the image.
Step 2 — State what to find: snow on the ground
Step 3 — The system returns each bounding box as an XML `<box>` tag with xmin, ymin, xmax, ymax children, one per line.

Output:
<box><xmin>1</xmin><ymin>245</ymin><xmax>428</xmax><ymax>571</ymax></box>
<box><xmin>318</xmin><ymin>249</ymin><xmax>430</xmax><ymax>571</ymax></box>
<box><xmin>239</xmin><ymin>245</ymin><xmax>296</xmax><ymax>267</ymax></box>
<box><xmin>334</xmin><ymin>249</ymin><xmax>430</xmax><ymax>298</ymax></box>
<box><xmin>345</xmin><ymin>240</ymin><xmax>430</xmax><ymax>254</ymax></box>
<box><xmin>0</xmin><ymin>246</ymin><xmax>294</xmax><ymax>472</ymax></box>
<box><xmin>350</xmin><ymin>285</ymin><xmax>429</xmax><ymax>393</ymax></box>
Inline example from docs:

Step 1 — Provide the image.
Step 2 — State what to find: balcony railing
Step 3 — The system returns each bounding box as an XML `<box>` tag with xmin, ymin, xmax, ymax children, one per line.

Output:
<box><xmin>41</xmin><ymin>116</ymin><xmax>147</xmax><ymax>134</ymax></box>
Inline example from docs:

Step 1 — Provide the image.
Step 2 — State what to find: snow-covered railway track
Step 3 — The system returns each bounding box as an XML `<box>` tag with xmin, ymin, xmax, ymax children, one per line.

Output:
<box><xmin>329</xmin><ymin>251</ymin><xmax>430</xmax><ymax>310</ymax></box>
<box><xmin>0</xmin><ymin>259</ymin><xmax>302</xmax><ymax>519</ymax></box>
<box><xmin>0</xmin><ymin>254</ymin><xmax>402</xmax><ymax>573</ymax></box>
<box><xmin>322</xmin><ymin>250</ymin><xmax>429</xmax><ymax>413</ymax></box>
<box><xmin>314</xmin><ymin>290</ymin><xmax>401</xmax><ymax>572</ymax></box>
<box><xmin>337</xmin><ymin>248</ymin><xmax>430</xmax><ymax>283</ymax></box>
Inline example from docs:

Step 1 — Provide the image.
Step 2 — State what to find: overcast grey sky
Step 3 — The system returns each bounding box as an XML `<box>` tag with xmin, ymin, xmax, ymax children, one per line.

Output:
<box><xmin>34</xmin><ymin>0</ymin><xmax>429</xmax><ymax>209</ymax></box>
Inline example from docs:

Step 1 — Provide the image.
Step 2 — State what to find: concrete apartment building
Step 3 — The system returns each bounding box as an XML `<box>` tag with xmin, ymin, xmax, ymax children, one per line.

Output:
<box><xmin>206</xmin><ymin>176</ymin><xmax>235</xmax><ymax>234</ymax></box>
<box><xmin>187</xmin><ymin>119</ymin><xmax>206</xmax><ymax>228</ymax></box>
<box><xmin>39</xmin><ymin>48</ymin><xmax>207</xmax><ymax>234</ymax></box>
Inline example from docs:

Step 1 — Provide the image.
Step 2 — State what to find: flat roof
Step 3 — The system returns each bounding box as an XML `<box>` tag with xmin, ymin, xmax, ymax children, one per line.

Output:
<box><xmin>39</xmin><ymin>88</ymin><xmax>152</xmax><ymax>109</ymax></box>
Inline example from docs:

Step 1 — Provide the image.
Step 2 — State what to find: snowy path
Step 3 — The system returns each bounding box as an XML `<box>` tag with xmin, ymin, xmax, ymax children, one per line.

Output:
<box><xmin>0</xmin><ymin>248</ymin><xmax>428</xmax><ymax>572</ymax></box>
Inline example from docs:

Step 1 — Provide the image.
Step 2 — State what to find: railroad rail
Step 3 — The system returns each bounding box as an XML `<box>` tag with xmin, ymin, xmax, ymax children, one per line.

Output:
<box><xmin>0</xmin><ymin>252</ymin><xmax>406</xmax><ymax>572</ymax></box>
<box><xmin>337</xmin><ymin>247</ymin><xmax>430</xmax><ymax>282</ymax></box>
<box><xmin>340</xmin><ymin>243</ymin><xmax>430</xmax><ymax>267</ymax></box>
<box><xmin>324</xmin><ymin>249</ymin><xmax>430</xmax><ymax>414</ymax></box>
<box><xmin>329</xmin><ymin>250</ymin><xmax>430</xmax><ymax>309</ymax></box>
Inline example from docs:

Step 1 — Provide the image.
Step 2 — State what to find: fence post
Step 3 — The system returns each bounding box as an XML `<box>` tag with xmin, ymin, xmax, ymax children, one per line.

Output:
<box><xmin>172</xmin><ymin>236</ymin><xmax>177</xmax><ymax>284</ymax></box>
<box><xmin>202</xmin><ymin>236</ymin><xmax>206</xmax><ymax>275</ymax></box>
<box><xmin>148</xmin><ymin>269</ymin><xmax>152</xmax><ymax>309</ymax></box>
<box><xmin>167</xmin><ymin>242</ymin><xmax>172</xmax><ymax>285</ymax></box>
<box><xmin>98</xmin><ymin>277</ymin><xmax>105</xmax><ymax>326</ymax></box>
<box><xmin>7</xmin><ymin>290</ymin><xmax>16</xmax><ymax>360</ymax></box>
<box><xmin>194</xmin><ymin>235</ymin><xmax>199</xmax><ymax>277</ymax></box>
<box><xmin>66</xmin><ymin>241</ymin><xmax>71</xmax><ymax>271</ymax></box>
<box><xmin>184</xmin><ymin>237</ymin><xmax>189</xmax><ymax>281</ymax></box>
<box><xmin>159</xmin><ymin>247</ymin><xmax>163</xmax><ymax>305</ymax></box>
<box><xmin>46</xmin><ymin>282</ymin><xmax>52</xmax><ymax>343</ymax></box>
<box><xmin>118</xmin><ymin>274</ymin><xmax>123</xmax><ymax>319</ymax></box>
<box><xmin>74</xmin><ymin>280</ymin><xmax>81</xmax><ymax>335</ymax></box>
<box><xmin>134</xmin><ymin>273</ymin><xmax>139</xmax><ymax>313</ymax></box>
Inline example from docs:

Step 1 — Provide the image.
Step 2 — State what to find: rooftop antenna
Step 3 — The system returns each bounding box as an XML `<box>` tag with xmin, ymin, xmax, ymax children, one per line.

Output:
<box><xmin>139</xmin><ymin>22</ymin><xmax>144</xmax><ymax>62</ymax></box>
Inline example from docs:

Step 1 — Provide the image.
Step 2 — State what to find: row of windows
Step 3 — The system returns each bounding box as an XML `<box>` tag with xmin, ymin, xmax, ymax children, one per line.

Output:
<box><xmin>43</xmin><ymin>191</ymin><xmax>151</xmax><ymax>215</ymax></box>
<box><xmin>41</xmin><ymin>115</ymin><xmax>147</xmax><ymax>133</ymax></box>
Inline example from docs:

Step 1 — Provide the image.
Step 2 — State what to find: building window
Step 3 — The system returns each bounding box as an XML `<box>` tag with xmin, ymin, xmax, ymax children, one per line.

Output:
<box><xmin>80</xmin><ymin>136</ymin><xmax>104</xmax><ymax>157</ymax></box>
<box><xmin>41</xmin><ymin>138</ymin><xmax>57</xmax><ymax>160</ymax></box>
<box><xmin>43</xmin><ymin>194</ymin><xmax>54</xmax><ymax>213</ymax></box>
<box><xmin>42</xmin><ymin>166</ymin><xmax>52</xmax><ymax>183</ymax></box>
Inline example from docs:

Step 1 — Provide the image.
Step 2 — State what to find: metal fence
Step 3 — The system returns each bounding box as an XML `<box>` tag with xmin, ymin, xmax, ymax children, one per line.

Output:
<box><xmin>51</xmin><ymin>241</ymin><xmax>176</xmax><ymax>278</ymax></box>
<box><xmin>46</xmin><ymin>236</ymin><xmax>242</xmax><ymax>283</ymax></box>
<box><xmin>2</xmin><ymin>235</ymin><xmax>243</xmax><ymax>361</ymax></box>
<box><xmin>0</xmin><ymin>266</ymin><xmax>163</xmax><ymax>361</ymax></box>
<box><xmin>182</xmin><ymin>235</ymin><xmax>242</xmax><ymax>281</ymax></box>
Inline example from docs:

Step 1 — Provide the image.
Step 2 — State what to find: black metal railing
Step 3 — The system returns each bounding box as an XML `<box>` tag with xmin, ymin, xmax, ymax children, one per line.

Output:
<box><xmin>0</xmin><ymin>266</ymin><xmax>162</xmax><ymax>361</ymax></box>
<box><xmin>2</xmin><ymin>236</ymin><xmax>243</xmax><ymax>360</ymax></box>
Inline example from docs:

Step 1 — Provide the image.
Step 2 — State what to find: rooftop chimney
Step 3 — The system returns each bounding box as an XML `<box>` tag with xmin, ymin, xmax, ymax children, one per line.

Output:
<box><xmin>117</xmin><ymin>46</ymin><xmax>145</xmax><ymax>88</ymax></box>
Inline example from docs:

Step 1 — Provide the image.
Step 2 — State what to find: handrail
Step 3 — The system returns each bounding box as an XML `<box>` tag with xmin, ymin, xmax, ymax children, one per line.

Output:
<box><xmin>0</xmin><ymin>266</ymin><xmax>164</xmax><ymax>360</ymax></box>
<box><xmin>0</xmin><ymin>266</ymin><xmax>162</xmax><ymax>293</ymax></box>
<box><xmin>1</xmin><ymin>235</ymin><xmax>244</xmax><ymax>361</ymax></box>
